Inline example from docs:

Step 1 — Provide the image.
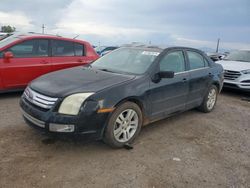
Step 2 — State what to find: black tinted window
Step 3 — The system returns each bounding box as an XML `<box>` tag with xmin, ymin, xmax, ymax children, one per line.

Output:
<box><xmin>8</xmin><ymin>39</ymin><xmax>49</xmax><ymax>58</ymax></box>
<box><xmin>160</xmin><ymin>51</ymin><xmax>185</xmax><ymax>73</ymax></box>
<box><xmin>187</xmin><ymin>51</ymin><xmax>206</xmax><ymax>70</ymax></box>
<box><xmin>74</xmin><ymin>43</ymin><xmax>84</xmax><ymax>56</ymax></box>
<box><xmin>52</xmin><ymin>40</ymin><xmax>74</xmax><ymax>56</ymax></box>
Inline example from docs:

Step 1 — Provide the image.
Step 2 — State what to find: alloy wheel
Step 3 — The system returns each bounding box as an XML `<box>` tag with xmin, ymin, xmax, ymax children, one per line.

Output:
<box><xmin>207</xmin><ymin>88</ymin><xmax>217</xmax><ymax>110</ymax></box>
<box><xmin>113</xmin><ymin>109</ymin><xmax>139</xmax><ymax>143</ymax></box>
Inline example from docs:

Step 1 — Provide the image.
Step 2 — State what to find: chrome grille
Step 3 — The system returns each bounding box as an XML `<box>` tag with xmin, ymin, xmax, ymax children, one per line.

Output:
<box><xmin>24</xmin><ymin>88</ymin><xmax>58</xmax><ymax>109</ymax></box>
<box><xmin>224</xmin><ymin>70</ymin><xmax>241</xmax><ymax>80</ymax></box>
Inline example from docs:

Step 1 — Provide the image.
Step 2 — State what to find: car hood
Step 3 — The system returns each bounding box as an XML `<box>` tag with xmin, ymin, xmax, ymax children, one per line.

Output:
<box><xmin>30</xmin><ymin>66</ymin><xmax>136</xmax><ymax>98</ymax></box>
<box><xmin>216</xmin><ymin>60</ymin><xmax>250</xmax><ymax>72</ymax></box>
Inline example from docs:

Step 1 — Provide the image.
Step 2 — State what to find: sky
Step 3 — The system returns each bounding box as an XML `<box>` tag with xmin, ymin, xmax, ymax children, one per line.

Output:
<box><xmin>0</xmin><ymin>0</ymin><xmax>250</xmax><ymax>51</ymax></box>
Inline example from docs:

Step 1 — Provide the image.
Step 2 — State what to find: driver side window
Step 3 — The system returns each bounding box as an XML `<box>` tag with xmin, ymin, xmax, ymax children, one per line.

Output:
<box><xmin>8</xmin><ymin>40</ymin><xmax>35</xmax><ymax>57</ymax></box>
<box><xmin>7</xmin><ymin>39</ymin><xmax>49</xmax><ymax>58</ymax></box>
<box><xmin>160</xmin><ymin>51</ymin><xmax>185</xmax><ymax>73</ymax></box>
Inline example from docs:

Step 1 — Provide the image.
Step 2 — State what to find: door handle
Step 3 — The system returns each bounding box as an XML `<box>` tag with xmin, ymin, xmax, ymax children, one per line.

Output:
<box><xmin>78</xmin><ymin>59</ymin><xmax>83</xmax><ymax>62</ymax></box>
<box><xmin>208</xmin><ymin>73</ymin><xmax>213</xmax><ymax>77</ymax></box>
<box><xmin>182</xmin><ymin>78</ymin><xmax>188</xmax><ymax>82</ymax></box>
<box><xmin>41</xmin><ymin>60</ymin><xmax>49</xmax><ymax>64</ymax></box>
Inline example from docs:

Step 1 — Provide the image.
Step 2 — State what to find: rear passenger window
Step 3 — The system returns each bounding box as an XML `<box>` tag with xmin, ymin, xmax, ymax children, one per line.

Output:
<box><xmin>187</xmin><ymin>51</ymin><xmax>206</xmax><ymax>70</ymax></box>
<box><xmin>74</xmin><ymin>43</ymin><xmax>84</xmax><ymax>56</ymax></box>
<box><xmin>52</xmin><ymin>40</ymin><xmax>74</xmax><ymax>56</ymax></box>
<box><xmin>160</xmin><ymin>51</ymin><xmax>185</xmax><ymax>73</ymax></box>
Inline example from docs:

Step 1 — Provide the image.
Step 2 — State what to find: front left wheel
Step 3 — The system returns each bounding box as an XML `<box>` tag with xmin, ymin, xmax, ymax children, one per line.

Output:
<box><xmin>103</xmin><ymin>102</ymin><xmax>143</xmax><ymax>148</ymax></box>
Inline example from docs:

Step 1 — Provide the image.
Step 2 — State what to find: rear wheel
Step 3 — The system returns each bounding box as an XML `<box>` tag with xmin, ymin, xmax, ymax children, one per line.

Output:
<box><xmin>198</xmin><ymin>85</ymin><xmax>218</xmax><ymax>113</ymax></box>
<box><xmin>103</xmin><ymin>102</ymin><xmax>142</xmax><ymax>148</ymax></box>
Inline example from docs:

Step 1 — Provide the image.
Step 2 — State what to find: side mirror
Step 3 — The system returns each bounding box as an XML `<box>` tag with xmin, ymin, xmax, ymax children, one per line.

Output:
<box><xmin>3</xmin><ymin>51</ymin><xmax>14</xmax><ymax>59</ymax></box>
<box><xmin>158</xmin><ymin>71</ymin><xmax>174</xmax><ymax>79</ymax></box>
<box><xmin>152</xmin><ymin>71</ymin><xmax>175</xmax><ymax>83</ymax></box>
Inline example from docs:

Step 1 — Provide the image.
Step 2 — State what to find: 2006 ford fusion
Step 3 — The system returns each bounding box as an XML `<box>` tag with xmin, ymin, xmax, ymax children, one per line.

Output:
<box><xmin>20</xmin><ymin>46</ymin><xmax>224</xmax><ymax>148</ymax></box>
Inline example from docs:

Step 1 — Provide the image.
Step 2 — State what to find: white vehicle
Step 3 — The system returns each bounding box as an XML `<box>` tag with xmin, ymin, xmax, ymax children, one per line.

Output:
<box><xmin>217</xmin><ymin>50</ymin><xmax>250</xmax><ymax>91</ymax></box>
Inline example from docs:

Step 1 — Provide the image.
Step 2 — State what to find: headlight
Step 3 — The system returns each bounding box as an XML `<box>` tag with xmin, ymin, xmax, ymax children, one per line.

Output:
<box><xmin>58</xmin><ymin>93</ymin><xmax>94</xmax><ymax>115</ymax></box>
<box><xmin>242</xmin><ymin>69</ymin><xmax>250</xmax><ymax>74</ymax></box>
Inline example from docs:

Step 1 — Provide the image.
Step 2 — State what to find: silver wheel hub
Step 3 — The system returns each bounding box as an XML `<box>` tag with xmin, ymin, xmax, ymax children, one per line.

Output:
<box><xmin>113</xmin><ymin>109</ymin><xmax>139</xmax><ymax>143</ymax></box>
<box><xmin>207</xmin><ymin>88</ymin><xmax>217</xmax><ymax>110</ymax></box>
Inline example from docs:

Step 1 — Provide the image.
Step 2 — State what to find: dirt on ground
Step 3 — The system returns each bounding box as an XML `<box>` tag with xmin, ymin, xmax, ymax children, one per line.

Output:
<box><xmin>0</xmin><ymin>89</ymin><xmax>249</xmax><ymax>188</ymax></box>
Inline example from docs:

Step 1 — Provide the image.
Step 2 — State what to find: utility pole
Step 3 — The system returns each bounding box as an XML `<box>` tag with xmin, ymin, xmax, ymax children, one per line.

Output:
<box><xmin>42</xmin><ymin>24</ymin><xmax>45</xmax><ymax>34</ymax></box>
<box><xmin>216</xmin><ymin>38</ymin><xmax>220</xmax><ymax>53</ymax></box>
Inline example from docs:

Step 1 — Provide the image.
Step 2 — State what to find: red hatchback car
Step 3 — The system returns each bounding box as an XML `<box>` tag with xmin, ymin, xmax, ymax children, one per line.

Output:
<box><xmin>0</xmin><ymin>33</ymin><xmax>99</xmax><ymax>92</ymax></box>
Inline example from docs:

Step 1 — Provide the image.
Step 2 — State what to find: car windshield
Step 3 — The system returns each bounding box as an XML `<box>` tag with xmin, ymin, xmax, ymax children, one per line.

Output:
<box><xmin>224</xmin><ymin>51</ymin><xmax>250</xmax><ymax>62</ymax></box>
<box><xmin>91</xmin><ymin>48</ymin><xmax>161</xmax><ymax>74</ymax></box>
<box><xmin>0</xmin><ymin>34</ymin><xmax>19</xmax><ymax>48</ymax></box>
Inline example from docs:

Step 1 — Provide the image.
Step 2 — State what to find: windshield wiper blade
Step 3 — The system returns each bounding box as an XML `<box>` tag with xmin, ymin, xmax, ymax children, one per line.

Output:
<box><xmin>235</xmin><ymin>59</ymin><xmax>250</xmax><ymax>62</ymax></box>
<box><xmin>99</xmin><ymin>68</ymin><xmax>115</xmax><ymax>73</ymax></box>
<box><xmin>85</xmin><ymin>64</ymin><xmax>92</xmax><ymax>68</ymax></box>
<box><xmin>82</xmin><ymin>63</ymin><xmax>94</xmax><ymax>70</ymax></box>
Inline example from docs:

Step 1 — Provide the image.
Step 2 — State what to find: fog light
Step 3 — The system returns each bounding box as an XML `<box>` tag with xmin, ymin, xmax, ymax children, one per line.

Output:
<box><xmin>49</xmin><ymin>123</ymin><xmax>75</xmax><ymax>132</ymax></box>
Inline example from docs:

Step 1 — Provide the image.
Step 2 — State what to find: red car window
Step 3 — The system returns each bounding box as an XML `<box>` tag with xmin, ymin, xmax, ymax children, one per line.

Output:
<box><xmin>52</xmin><ymin>40</ymin><xmax>74</xmax><ymax>57</ymax></box>
<box><xmin>8</xmin><ymin>39</ymin><xmax>49</xmax><ymax>58</ymax></box>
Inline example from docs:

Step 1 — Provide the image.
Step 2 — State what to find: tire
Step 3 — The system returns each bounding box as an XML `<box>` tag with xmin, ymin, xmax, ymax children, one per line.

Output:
<box><xmin>198</xmin><ymin>85</ymin><xmax>218</xmax><ymax>113</ymax></box>
<box><xmin>103</xmin><ymin>102</ymin><xmax>143</xmax><ymax>148</ymax></box>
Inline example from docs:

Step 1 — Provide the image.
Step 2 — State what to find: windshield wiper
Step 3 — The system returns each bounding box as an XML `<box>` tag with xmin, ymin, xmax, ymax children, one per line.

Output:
<box><xmin>234</xmin><ymin>59</ymin><xmax>250</xmax><ymax>62</ymax></box>
<box><xmin>85</xmin><ymin>64</ymin><xmax>92</xmax><ymax>68</ymax></box>
<box><xmin>99</xmin><ymin>68</ymin><xmax>116</xmax><ymax>73</ymax></box>
<box><xmin>223</xmin><ymin>59</ymin><xmax>250</xmax><ymax>62</ymax></box>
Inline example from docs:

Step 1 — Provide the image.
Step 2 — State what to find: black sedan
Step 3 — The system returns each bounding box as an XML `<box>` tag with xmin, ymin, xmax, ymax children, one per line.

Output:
<box><xmin>20</xmin><ymin>46</ymin><xmax>224</xmax><ymax>148</ymax></box>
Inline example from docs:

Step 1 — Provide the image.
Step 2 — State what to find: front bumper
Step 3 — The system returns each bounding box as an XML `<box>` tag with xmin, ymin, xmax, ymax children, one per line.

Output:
<box><xmin>20</xmin><ymin>96</ymin><xmax>110</xmax><ymax>140</ymax></box>
<box><xmin>223</xmin><ymin>72</ymin><xmax>250</xmax><ymax>91</ymax></box>
<box><xmin>223</xmin><ymin>79</ymin><xmax>250</xmax><ymax>91</ymax></box>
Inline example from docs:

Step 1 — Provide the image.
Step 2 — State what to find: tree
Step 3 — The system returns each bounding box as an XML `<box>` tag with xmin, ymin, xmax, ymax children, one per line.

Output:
<box><xmin>1</xmin><ymin>25</ymin><xmax>16</xmax><ymax>33</ymax></box>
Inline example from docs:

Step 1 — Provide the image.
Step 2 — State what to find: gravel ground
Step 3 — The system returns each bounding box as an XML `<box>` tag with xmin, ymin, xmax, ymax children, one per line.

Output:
<box><xmin>0</xmin><ymin>89</ymin><xmax>249</xmax><ymax>188</ymax></box>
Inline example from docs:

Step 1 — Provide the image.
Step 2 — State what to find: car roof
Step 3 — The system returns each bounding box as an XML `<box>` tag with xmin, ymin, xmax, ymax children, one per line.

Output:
<box><xmin>7</xmin><ymin>32</ymin><xmax>60</xmax><ymax>38</ymax></box>
<box><xmin>120</xmin><ymin>46</ymin><xmax>163</xmax><ymax>52</ymax></box>
<box><xmin>6</xmin><ymin>32</ymin><xmax>88</xmax><ymax>43</ymax></box>
<box><xmin>121</xmin><ymin>45</ymin><xmax>204</xmax><ymax>53</ymax></box>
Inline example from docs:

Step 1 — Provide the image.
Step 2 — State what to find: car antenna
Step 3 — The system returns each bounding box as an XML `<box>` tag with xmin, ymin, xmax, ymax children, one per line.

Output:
<box><xmin>73</xmin><ymin>34</ymin><xmax>79</xmax><ymax>39</ymax></box>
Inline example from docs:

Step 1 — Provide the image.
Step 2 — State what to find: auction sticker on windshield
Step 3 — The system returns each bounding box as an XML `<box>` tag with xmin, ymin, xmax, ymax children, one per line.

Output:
<box><xmin>142</xmin><ymin>51</ymin><xmax>160</xmax><ymax>56</ymax></box>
